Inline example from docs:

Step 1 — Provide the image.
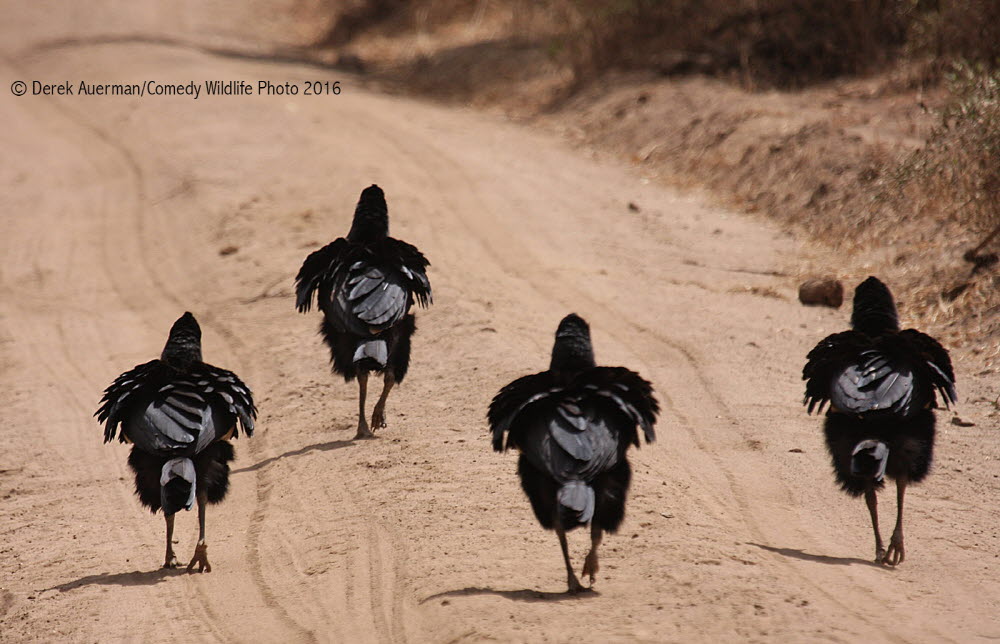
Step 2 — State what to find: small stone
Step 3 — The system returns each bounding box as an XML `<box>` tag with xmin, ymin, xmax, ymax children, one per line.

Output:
<box><xmin>798</xmin><ymin>278</ymin><xmax>844</xmax><ymax>307</ymax></box>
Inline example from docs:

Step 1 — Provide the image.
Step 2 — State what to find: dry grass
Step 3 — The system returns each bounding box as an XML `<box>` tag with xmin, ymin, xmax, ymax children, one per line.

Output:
<box><xmin>859</xmin><ymin>63</ymin><xmax>1000</xmax><ymax>353</ymax></box>
<box><xmin>324</xmin><ymin>1</ymin><xmax>1000</xmax><ymax>351</ymax></box>
<box><xmin>553</xmin><ymin>0</ymin><xmax>999</xmax><ymax>89</ymax></box>
<box><xmin>557</xmin><ymin>0</ymin><xmax>909</xmax><ymax>89</ymax></box>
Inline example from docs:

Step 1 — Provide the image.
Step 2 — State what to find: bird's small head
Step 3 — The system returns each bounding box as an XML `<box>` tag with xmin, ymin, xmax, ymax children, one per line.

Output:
<box><xmin>850</xmin><ymin>276</ymin><xmax>899</xmax><ymax>335</ymax></box>
<box><xmin>161</xmin><ymin>312</ymin><xmax>203</xmax><ymax>368</ymax></box>
<box><xmin>550</xmin><ymin>313</ymin><xmax>596</xmax><ymax>373</ymax></box>
<box><xmin>347</xmin><ymin>184</ymin><xmax>389</xmax><ymax>242</ymax></box>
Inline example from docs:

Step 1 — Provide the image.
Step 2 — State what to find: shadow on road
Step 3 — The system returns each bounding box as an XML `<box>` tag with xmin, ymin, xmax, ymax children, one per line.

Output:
<box><xmin>749</xmin><ymin>542</ymin><xmax>875</xmax><ymax>567</ymax></box>
<box><xmin>421</xmin><ymin>586</ymin><xmax>600</xmax><ymax>604</ymax></box>
<box><xmin>42</xmin><ymin>567</ymin><xmax>187</xmax><ymax>593</ymax></box>
<box><xmin>232</xmin><ymin>438</ymin><xmax>355</xmax><ymax>474</ymax></box>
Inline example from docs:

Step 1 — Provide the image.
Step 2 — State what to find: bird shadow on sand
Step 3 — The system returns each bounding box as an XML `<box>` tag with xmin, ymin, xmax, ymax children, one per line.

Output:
<box><xmin>232</xmin><ymin>438</ymin><xmax>355</xmax><ymax>474</ymax></box>
<box><xmin>421</xmin><ymin>586</ymin><xmax>600</xmax><ymax>604</ymax></box>
<box><xmin>42</xmin><ymin>567</ymin><xmax>187</xmax><ymax>593</ymax></box>
<box><xmin>749</xmin><ymin>542</ymin><xmax>875</xmax><ymax>567</ymax></box>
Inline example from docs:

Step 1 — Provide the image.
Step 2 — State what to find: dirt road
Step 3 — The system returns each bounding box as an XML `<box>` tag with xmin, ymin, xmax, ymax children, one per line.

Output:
<box><xmin>1</xmin><ymin>13</ymin><xmax>998</xmax><ymax>644</ymax></box>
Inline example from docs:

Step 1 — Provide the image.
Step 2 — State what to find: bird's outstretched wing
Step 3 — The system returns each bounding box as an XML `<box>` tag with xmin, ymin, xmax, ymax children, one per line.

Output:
<box><xmin>384</xmin><ymin>238</ymin><xmax>432</xmax><ymax>309</ymax></box>
<box><xmin>578</xmin><ymin>367</ymin><xmax>658</xmax><ymax>446</ymax></box>
<box><xmin>488</xmin><ymin>367</ymin><xmax>658</xmax><ymax>452</ymax></box>
<box><xmin>898</xmin><ymin>329</ymin><xmax>958</xmax><ymax>409</ymax></box>
<box><xmin>295</xmin><ymin>238</ymin><xmax>431</xmax><ymax>323</ymax></box>
<box><xmin>829</xmin><ymin>348</ymin><xmax>916</xmax><ymax>416</ymax></box>
<box><xmin>295</xmin><ymin>239</ymin><xmax>350</xmax><ymax>313</ymax></box>
<box><xmin>804</xmin><ymin>329</ymin><xmax>956</xmax><ymax>417</ymax></box>
<box><xmin>96</xmin><ymin>361</ymin><xmax>257</xmax><ymax>449</ymax></box>
<box><xmin>803</xmin><ymin>330</ymin><xmax>869</xmax><ymax>414</ymax></box>
<box><xmin>96</xmin><ymin>360</ymin><xmax>161</xmax><ymax>442</ymax></box>
<box><xmin>332</xmin><ymin>261</ymin><xmax>410</xmax><ymax>335</ymax></box>
<box><xmin>488</xmin><ymin>371</ymin><xmax>557</xmax><ymax>452</ymax></box>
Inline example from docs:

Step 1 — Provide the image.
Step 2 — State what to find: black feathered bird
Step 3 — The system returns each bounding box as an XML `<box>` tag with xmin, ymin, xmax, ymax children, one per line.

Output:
<box><xmin>488</xmin><ymin>314</ymin><xmax>658</xmax><ymax>592</ymax></box>
<box><xmin>295</xmin><ymin>185</ymin><xmax>431</xmax><ymax>439</ymax></box>
<box><xmin>95</xmin><ymin>313</ymin><xmax>256</xmax><ymax>571</ymax></box>
<box><xmin>803</xmin><ymin>277</ymin><xmax>956</xmax><ymax>565</ymax></box>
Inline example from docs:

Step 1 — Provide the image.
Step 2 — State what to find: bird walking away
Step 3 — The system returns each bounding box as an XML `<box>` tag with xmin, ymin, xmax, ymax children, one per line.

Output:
<box><xmin>295</xmin><ymin>185</ymin><xmax>432</xmax><ymax>439</ymax></box>
<box><xmin>488</xmin><ymin>314</ymin><xmax>659</xmax><ymax>593</ymax></box>
<box><xmin>95</xmin><ymin>313</ymin><xmax>256</xmax><ymax>572</ymax></box>
<box><xmin>803</xmin><ymin>277</ymin><xmax>956</xmax><ymax>565</ymax></box>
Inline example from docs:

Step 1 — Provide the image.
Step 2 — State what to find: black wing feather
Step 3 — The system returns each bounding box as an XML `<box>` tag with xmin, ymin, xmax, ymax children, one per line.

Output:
<box><xmin>584</xmin><ymin>367</ymin><xmax>659</xmax><ymax>445</ymax></box>
<box><xmin>898</xmin><ymin>329</ymin><xmax>958</xmax><ymax>408</ymax></box>
<box><xmin>803</xmin><ymin>330</ymin><xmax>868</xmax><ymax>414</ymax></box>
<box><xmin>295</xmin><ymin>239</ymin><xmax>349</xmax><ymax>313</ymax></box>
<box><xmin>96</xmin><ymin>360</ymin><xmax>257</xmax><ymax>446</ymax></box>
<box><xmin>487</xmin><ymin>367</ymin><xmax>658</xmax><ymax>453</ymax></box>
<box><xmin>95</xmin><ymin>360</ymin><xmax>160</xmax><ymax>442</ymax></box>
<box><xmin>803</xmin><ymin>328</ymin><xmax>957</xmax><ymax>417</ymax></box>
<box><xmin>487</xmin><ymin>372</ymin><xmax>555</xmax><ymax>452</ymax></box>
<box><xmin>295</xmin><ymin>237</ymin><xmax>431</xmax><ymax>323</ymax></box>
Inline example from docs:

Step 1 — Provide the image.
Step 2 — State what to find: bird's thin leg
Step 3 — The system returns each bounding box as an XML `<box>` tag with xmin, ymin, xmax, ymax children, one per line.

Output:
<box><xmin>163</xmin><ymin>513</ymin><xmax>179</xmax><ymax>569</ymax></box>
<box><xmin>355</xmin><ymin>371</ymin><xmax>375</xmax><ymax>439</ymax></box>
<box><xmin>883</xmin><ymin>477</ymin><xmax>907</xmax><ymax>566</ymax></box>
<box><xmin>864</xmin><ymin>485</ymin><xmax>885</xmax><ymax>563</ymax></box>
<box><xmin>187</xmin><ymin>492</ymin><xmax>211</xmax><ymax>573</ymax></box>
<box><xmin>581</xmin><ymin>523</ymin><xmax>602</xmax><ymax>587</ymax></box>
<box><xmin>557</xmin><ymin>526</ymin><xmax>585</xmax><ymax>593</ymax></box>
<box><xmin>371</xmin><ymin>371</ymin><xmax>395</xmax><ymax>430</ymax></box>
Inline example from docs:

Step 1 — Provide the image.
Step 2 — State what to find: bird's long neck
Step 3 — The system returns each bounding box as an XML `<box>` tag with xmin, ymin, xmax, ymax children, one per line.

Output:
<box><xmin>347</xmin><ymin>191</ymin><xmax>389</xmax><ymax>243</ymax></box>
<box><xmin>550</xmin><ymin>329</ymin><xmax>596</xmax><ymax>374</ymax></box>
<box><xmin>161</xmin><ymin>316</ymin><xmax>202</xmax><ymax>370</ymax></box>
<box><xmin>851</xmin><ymin>279</ymin><xmax>899</xmax><ymax>336</ymax></box>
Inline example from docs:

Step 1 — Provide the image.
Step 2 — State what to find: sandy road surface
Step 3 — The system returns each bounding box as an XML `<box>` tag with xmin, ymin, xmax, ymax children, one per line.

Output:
<box><xmin>1</xmin><ymin>20</ymin><xmax>999</xmax><ymax>644</ymax></box>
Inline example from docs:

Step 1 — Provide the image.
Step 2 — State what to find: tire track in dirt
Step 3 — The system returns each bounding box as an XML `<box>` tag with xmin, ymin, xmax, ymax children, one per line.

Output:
<box><xmin>0</xmin><ymin>58</ymin><xmax>194</xmax><ymax>643</ymax></box>
<box><xmin>31</xmin><ymin>43</ymin><xmax>427</xmax><ymax>644</ymax></box>
<box><xmin>3</xmin><ymin>31</ymin><xmax>995</xmax><ymax>642</ymax></box>
<box><xmin>338</xmin><ymin>100</ymin><xmax>950</xmax><ymax>642</ymax></box>
<box><xmin>1</xmin><ymin>51</ymin><xmax>317</xmax><ymax>643</ymax></box>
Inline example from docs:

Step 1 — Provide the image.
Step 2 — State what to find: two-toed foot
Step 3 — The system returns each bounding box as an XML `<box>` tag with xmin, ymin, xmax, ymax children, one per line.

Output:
<box><xmin>566</xmin><ymin>573</ymin><xmax>592</xmax><ymax>594</ymax></box>
<box><xmin>874</xmin><ymin>545</ymin><xmax>886</xmax><ymax>564</ymax></box>
<box><xmin>371</xmin><ymin>404</ymin><xmax>387</xmax><ymax>430</ymax></box>
<box><xmin>355</xmin><ymin>419</ymin><xmax>376</xmax><ymax>440</ymax></box>
<box><xmin>187</xmin><ymin>542</ymin><xmax>212</xmax><ymax>573</ymax></box>
<box><xmin>881</xmin><ymin>532</ymin><xmax>904</xmax><ymax>566</ymax></box>
<box><xmin>581</xmin><ymin>550</ymin><xmax>599</xmax><ymax>586</ymax></box>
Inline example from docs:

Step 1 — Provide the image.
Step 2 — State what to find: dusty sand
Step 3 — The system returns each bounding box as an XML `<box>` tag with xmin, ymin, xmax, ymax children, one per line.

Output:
<box><xmin>1</xmin><ymin>5</ymin><xmax>998</xmax><ymax>643</ymax></box>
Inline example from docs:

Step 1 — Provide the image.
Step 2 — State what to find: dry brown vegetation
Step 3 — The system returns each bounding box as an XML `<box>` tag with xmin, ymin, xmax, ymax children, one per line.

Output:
<box><xmin>320</xmin><ymin>0</ymin><xmax>999</xmax><ymax>353</ymax></box>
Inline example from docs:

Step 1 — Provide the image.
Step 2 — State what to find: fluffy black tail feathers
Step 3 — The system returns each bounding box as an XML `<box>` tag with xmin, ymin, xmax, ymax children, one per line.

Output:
<box><xmin>128</xmin><ymin>442</ymin><xmax>234</xmax><ymax>514</ymax></box>
<box><xmin>557</xmin><ymin>481</ymin><xmax>595</xmax><ymax>527</ymax></box>
<box><xmin>851</xmin><ymin>440</ymin><xmax>889</xmax><ymax>481</ymax></box>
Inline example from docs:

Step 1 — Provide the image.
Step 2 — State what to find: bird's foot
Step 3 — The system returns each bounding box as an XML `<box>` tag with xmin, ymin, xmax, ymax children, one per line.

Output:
<box><xmin>354</xmin><ymin>417</ymin><xmax>378</xmax><ymax>440</ymax></box>
<box><xmin>566</xmin><ymin>574</ymin><xmax>593</xmax><ymax>595</ymax></box>
<box><xmin>163</xmin><ymin>551</ymin><xmax>180</xmax><ymax>569</ymax></box>
<box><xmin>371</xmin><ymin>405</ymin><xmax>387</xmax><ymax>430</ymax></box>
<box><xmin>581</xmin><ymin>551</ymin><xmax>599</xmax><ymax>587</ymax></box>
<box><xmin>874</xmin><ymin>545</ymin><xmax>886</xmax><ymax>564</ymax></box>
<box><xmin>880</xmin><ymin>532</ymin><xmax>904</xmax><ymax>566</ymax></box>
<box><xmin>187</xmin><ymin>542</ymin><xmax>212</xmax><ymax>573</ymax></box>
